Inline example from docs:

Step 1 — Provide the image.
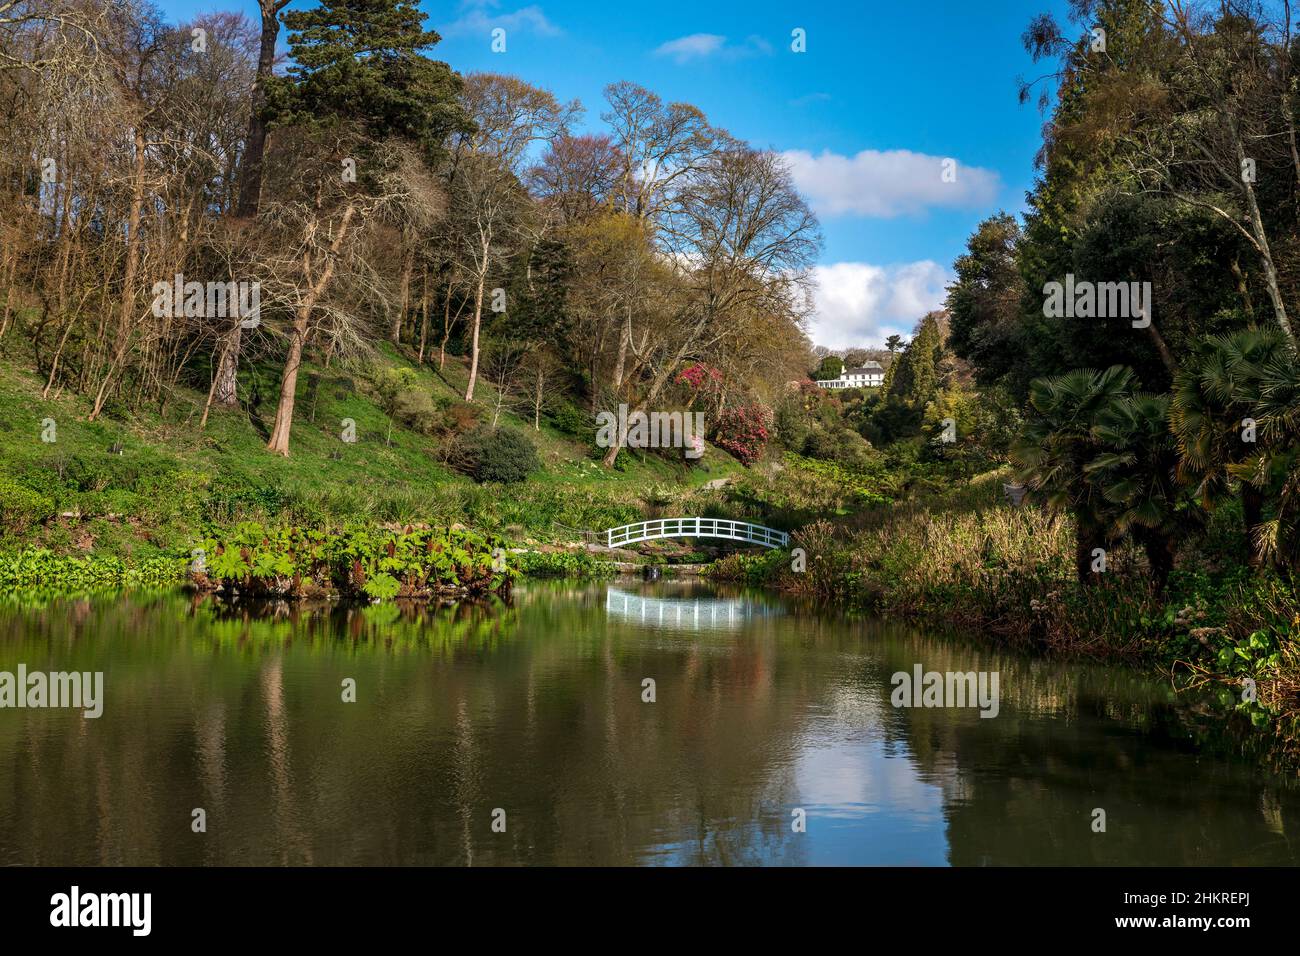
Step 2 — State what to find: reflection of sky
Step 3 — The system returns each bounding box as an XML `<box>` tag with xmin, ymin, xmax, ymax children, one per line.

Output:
<box><xmin>785</xmin><ymin>668</ymin><xmax>954</xmax><ymax>865</ymax></box>
<box><xmin>636</xmin><ymin>732</ymin><xmax>950</xmax><ymax>867</ymax></box>
<box><xmin>633</xmin><ymin>665</ymin><xmax>952</xmax><ymax>866</ymax></box>
<box><xmin>791</xmin><ymin>736</ymin><xmax>949</xmax><ymax>866</ymax></box>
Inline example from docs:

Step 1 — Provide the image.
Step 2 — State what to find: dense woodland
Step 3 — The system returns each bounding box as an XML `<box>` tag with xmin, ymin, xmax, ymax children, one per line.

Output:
<box><xmin>4</xmin><ymin>0</ymin><xmax>1300</xmax><ymax>614</ymax></box>
<box><xmin>0</xmin><ymin>0</ymin><xmax>820</xmax><ymax>472</ymax></box>
<box><xmin>941</xmin><ymin>0</ymin><xmax>1300</xmax><ymax>586</ymax></box>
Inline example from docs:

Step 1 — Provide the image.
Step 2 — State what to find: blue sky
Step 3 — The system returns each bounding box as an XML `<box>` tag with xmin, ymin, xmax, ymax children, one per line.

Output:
<box><xmin>158</xmin><ymin>0</ymin><xmax>1072</xmax><ymax>348</ymax></box>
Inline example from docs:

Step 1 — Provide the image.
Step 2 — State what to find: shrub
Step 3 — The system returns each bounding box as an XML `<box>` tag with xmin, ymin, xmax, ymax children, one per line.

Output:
<box><xmin>394</xmin><ymin>390</ymin><xmax>439</xmax><ymax>433</ymax></box>
<box><xmin>549</xmin><ymin>401</ymin><xmax>589</xmax><ymax>438</ymax></box>
<box><xmin>802</xmin><ymin>426</ymin><xmax>839</xmax><ymax>461</ymax></box>
<box><xmin>713</xmin><ymin>403</ymin><xmax>772</xmax><ymax>466</ymax></box>
<box><xmin>514</xmin><ymin>549</ymin><xmax>618</xmax><ymax>577</ymax></box>
<box><xmin>0</xmin><ymin>549</ymin><xmax>184</xmax><ymax>591</ymax></box>
<box><xmin>433</xmin><ymin>397</ymin><xmax>481</xmax><ymax>442</ymax></box>
<box><xmin>704</xmin><ymin>549</ymin><xmax>785</xmax><ymax>584</ymax></box>
<box><xmin>0</xmin><ymin>476</ymin><xmax>56</xmax><ymax>536</ymax></box>
<box><xmin>195</xmin><ymin>523</ymin><xmax>513</xmax><ymax>600</ymax></box>
<box><xmin>774</xmin><ymin>398</ymin><xmax>812</xmax><ymax>452</ymax></box>
<box><xmin>203</xmin><ymin>480</ymin><xmax>287</xmax><ymax>523</ymax></box>
<box><xmin>455</xmin><ymin>427</ymin><xmax>539</xmax><ymax>484</ymax></box>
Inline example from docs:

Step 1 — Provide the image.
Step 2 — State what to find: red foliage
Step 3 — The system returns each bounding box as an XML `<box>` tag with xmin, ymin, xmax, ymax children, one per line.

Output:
<box><xmin>712</xmin><ymin>403</ymin><xmax>772</xmax><ymax>466</ymax></box>
<box><xmin>676</xmin><ymin>363</ymin><xmax>723</xmax><ymax>390</ymax></box>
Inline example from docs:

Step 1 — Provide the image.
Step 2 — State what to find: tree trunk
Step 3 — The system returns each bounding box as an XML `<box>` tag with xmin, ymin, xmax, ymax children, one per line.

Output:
<box><xmin>393</xmin><ymin>245</ymin><xmax>412</xmax><ymax>345</ymax></box>
<box><xmin>266</xmin><ymin>312</ymin><xmax>307</xmax><ymax>456</ymax></box>
<box><xmin>1235</xmin><ymin>136</ymin><xmax>1295</xmax><ymax>346</ymax></box>
<box><xmin>1074</xmin><ymin>516</ymin><xmax>1105</xmax><ymax>587</ymax></box>
<box><xmin>1140</xmin><ymin>531</ymin><xmax>1176</xmax><ymax>593</ymax></box>
<box><xmin>601</xmin><ymin>436</ymin><xmax>621</xmax><ymax>468</ymax></box>
<box><xmin>90</xmin><ymin>125</ymin><xmax>147</xmax><ymax>423</ymax></box>
<box><xmin>235</xmin><ymin>2</ymin><xmax>282</xmax><ymax>219</ymax></box>
<box><xmin>1230</xmin><ymin>257</ymin><xmax>1255</xmax><ymax>318</ymax></box>
<box><xmin>439</xmin><ymin>275</ymin><xmax>461</xmax><ymax>371</ymax></box>
<box><xmin>417</xmin><ymin>265</ymin><xmax>430</xmax><ymax>364</ymax></box>
<box><xmin>611</xmin><ymin>305</ymin><xmax>631</xmax><ymax>395</ymax></box>
<box><xmin>0</xmin><ymin>246</ymin><xmax>17</xmax><ymax>339</ymax></box>
<box><xmin>1144</xmin><ymin>321</ymin><xmax>1176</xmax><ymax>376</ymax></box>
<box><xmin>464</xmin><ymin>270</ymin><xmax>485</xmax><ymax>401</ymax></box>
<box><xmin>212</xmin><ymin>323</ymin><xmax>242</xmax><ymax>408</ymax></box>
<box><xmin>533</xmin><ymin>366</ymin><xmax>543</xmax><ymax>430</ymax></box>
<box><xmin>266</xmin><ymin>204</ymin><xmax>354</xmax><ymax>456</ymax></box>
<box><xmin>1242</xmin><ymin>484</ymin><xmax>1264</xmax><ymax>564</ymax></box>
<box><xmin>199</xmin><ymin>355</ymin><xmax>222</xmax><ymax>430</ymax></box>
<box><xmin>42</xmin><ymin>316</ymin><xmax>75</xmax><ymax>400</ymax></box>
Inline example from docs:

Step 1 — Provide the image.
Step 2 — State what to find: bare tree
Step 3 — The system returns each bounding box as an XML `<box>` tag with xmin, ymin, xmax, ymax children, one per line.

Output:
<box><xmin>598</xmin><ymin>144</ymin><xmax>820</xmax><ymax>467</ymax></box>
<box><xmin>450</xmin><ymin>73</ymin><xmax>576</xmax><ymax>401</ymax></box>
<box><xmin>602</xmin><ymin>80</ymin><xmax>718</xmax><ymax>221</ymax></box>
<box><xmin>261</xmin><ymin>136</ymin><xmax>438</xmax><ymax>455</ymax></box>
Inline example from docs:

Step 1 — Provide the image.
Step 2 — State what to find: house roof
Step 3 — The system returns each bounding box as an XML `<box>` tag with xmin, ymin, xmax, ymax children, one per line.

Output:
<box><xmin>844</xmin><ymin>363</ymin><xmax>882</xmax><ymax>374</ymax></box>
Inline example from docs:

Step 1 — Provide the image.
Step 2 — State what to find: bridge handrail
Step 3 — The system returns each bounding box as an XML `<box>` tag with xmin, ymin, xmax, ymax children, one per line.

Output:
<box><xmin>604</xmin><ymin>517</ymin><xmax>789</xmax><ymax>549</ymax></box>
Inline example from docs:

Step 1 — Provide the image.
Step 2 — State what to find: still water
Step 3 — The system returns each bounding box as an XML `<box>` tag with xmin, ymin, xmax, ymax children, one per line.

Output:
<box><xmin>0</xmin><ymin>579</ymin><xmax>1296</xmax><ymax>866</ymax></box>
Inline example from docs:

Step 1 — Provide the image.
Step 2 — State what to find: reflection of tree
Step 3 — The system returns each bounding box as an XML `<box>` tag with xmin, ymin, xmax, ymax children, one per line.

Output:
<box><xmin>873</xmin><ymin>634</ymin><xmax>1300</xmax><ymax>865</ymax></box>
<box><xmin>0</xmin><ymin>584</ymin><xmax>818</xmax><ymax>865</ymax></box>
<box><xmin>2</xmin><ymin>587</ymin><xmax>1296</xmax><ymax>866</ymax></box>
<box><xmin>194</xmin><ymin>702</ymin><xmax>227</xmax><ymax>863</ymax></box>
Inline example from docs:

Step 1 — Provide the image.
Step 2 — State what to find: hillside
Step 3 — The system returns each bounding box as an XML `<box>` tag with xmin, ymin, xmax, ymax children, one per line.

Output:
<box><xmin>0</xmin><ymin>343</ymin><xmax>746</xmax><ymax>563</ymax></box>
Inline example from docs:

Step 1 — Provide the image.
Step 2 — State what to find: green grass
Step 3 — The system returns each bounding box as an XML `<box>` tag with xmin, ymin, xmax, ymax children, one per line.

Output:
<box><xmin>0</xmin><ymin>347</ymin><xmax>746</xmax><ymax>560</ymax></box>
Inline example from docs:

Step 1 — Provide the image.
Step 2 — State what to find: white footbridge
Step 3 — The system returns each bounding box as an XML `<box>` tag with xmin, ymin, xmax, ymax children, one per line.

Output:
<box><xmin>604</xmin><ymin>518</ymin><xmax>789</xmax><ymax>550</ymax></box>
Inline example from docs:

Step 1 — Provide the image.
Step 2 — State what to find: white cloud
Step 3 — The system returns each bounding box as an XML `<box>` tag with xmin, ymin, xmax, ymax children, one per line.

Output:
<box><xmin>441</xmin><ymin>3</ymin><xmax>562</xmax><ymax>39</ymax></box>
<box><xmin>652</xmin><ymin>33</ymin><xmax>771</xmax><ymax>63</ymax></box>
<box><xmin>807</xmin><ymin>261</ymin><xmax>950</xmax><ymax>349</ymax></box>
<box><xmin>781</xmin><ymin>148</ymin><xmax>1000</xmax><ymax>218</ymax></box>
<box><xmin>653</xmin><ymin>33</ymin><xmax>726</xmax><ymax>62</ymax></box>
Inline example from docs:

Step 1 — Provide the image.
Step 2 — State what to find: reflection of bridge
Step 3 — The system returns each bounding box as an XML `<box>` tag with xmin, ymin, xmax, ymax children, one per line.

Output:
<box><xmin>604</xmin><ymin>588</ymin><xmax>780</xmax><ymax>629</ymax></box>
<box><xmin>605</xmin><ymin>518</ymin><xmax>789</xmax><ymax>549</ymax></box>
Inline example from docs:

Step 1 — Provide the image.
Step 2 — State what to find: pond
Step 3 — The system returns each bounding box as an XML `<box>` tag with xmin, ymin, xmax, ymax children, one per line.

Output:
<box><xmin>0</xmin><ymin>579</ymin><xmax>1296</xmax><ymax>866</ymax></box>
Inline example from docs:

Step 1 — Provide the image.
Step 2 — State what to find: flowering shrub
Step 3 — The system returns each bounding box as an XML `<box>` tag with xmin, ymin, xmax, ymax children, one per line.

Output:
<box><xmin>676</xmin><ymin>363</ymin><xmax>723</xmax><ymax>390</ymax></box>
<box><xmin>713</xmin><ymin>403</ymin><xmax>772</xmax><ymax>466</ymax></box>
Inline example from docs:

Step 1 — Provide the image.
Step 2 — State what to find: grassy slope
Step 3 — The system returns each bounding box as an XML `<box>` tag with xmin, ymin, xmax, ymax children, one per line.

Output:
<box><xmin>0</xmin><ymin>342</ymin><xmax>745</xmax><ymax>559</ymax></box>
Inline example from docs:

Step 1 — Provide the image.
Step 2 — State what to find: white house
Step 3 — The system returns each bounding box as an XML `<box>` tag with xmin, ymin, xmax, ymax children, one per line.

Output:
<box><xmin>816</xmin><ymin>362</ymin><xmax>884</xmax><ymax>389</ymax></box>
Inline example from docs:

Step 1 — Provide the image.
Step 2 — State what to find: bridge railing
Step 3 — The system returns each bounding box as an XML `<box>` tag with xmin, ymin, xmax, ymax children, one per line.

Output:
<box><xmin>605</xmin><ymin>517</ymin><xmax>789</xmax><ymax>550</ymax></box>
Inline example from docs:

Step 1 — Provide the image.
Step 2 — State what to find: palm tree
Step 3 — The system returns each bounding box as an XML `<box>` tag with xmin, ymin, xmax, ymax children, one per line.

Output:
<box><xmin>1237</xmin><ymin>349</ymin><xmax>1300</xmax><ymax>566</ymax></box>
<box><xmin>1087</xmin><ymin>393</ymin><xmax>1190</xmax><ymax>591</ymax></box>
<box><xmin>1170</xmin><ymin>327</ymin><xmax>1285</xmax><ymax>559</ymax></box>
<box><xmin>1011</xmin><ymin>366</ymin><xmax>1135</xmax><ymax>585</ymax></box>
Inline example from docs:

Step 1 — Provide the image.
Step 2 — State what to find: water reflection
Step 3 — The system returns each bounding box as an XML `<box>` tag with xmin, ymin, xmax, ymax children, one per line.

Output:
<box><xmin>0</xmin><ymin>581</ymin><xmax>1296</xmax><ymax>866</ymax></box>
<box><xmin>604</xmin><ymin>584</ymin><xmax>783</xmax><ymax>630</ymax></box>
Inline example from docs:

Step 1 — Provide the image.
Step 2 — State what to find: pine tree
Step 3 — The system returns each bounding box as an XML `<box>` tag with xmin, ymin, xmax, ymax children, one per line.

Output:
<box><xmin>262</xmin><ymin>0</ymin><xmax>469</xmax><ymax>457</ymax></box>
<box><xmin>266</xmin><ymin>0</ymin><xmax>469</xmax><ymax>152</ymax></box>
<box><xmin>887</xmin><ymin>313</ymin><xmax>945</xmax><ymax>407</ymax></box>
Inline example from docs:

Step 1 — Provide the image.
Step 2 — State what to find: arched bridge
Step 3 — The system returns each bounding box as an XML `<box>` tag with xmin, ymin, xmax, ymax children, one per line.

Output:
<box><xmin>604</xmin><ymin>518</ymin><xmax>789</xmax><ymax>549</ymax></box>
